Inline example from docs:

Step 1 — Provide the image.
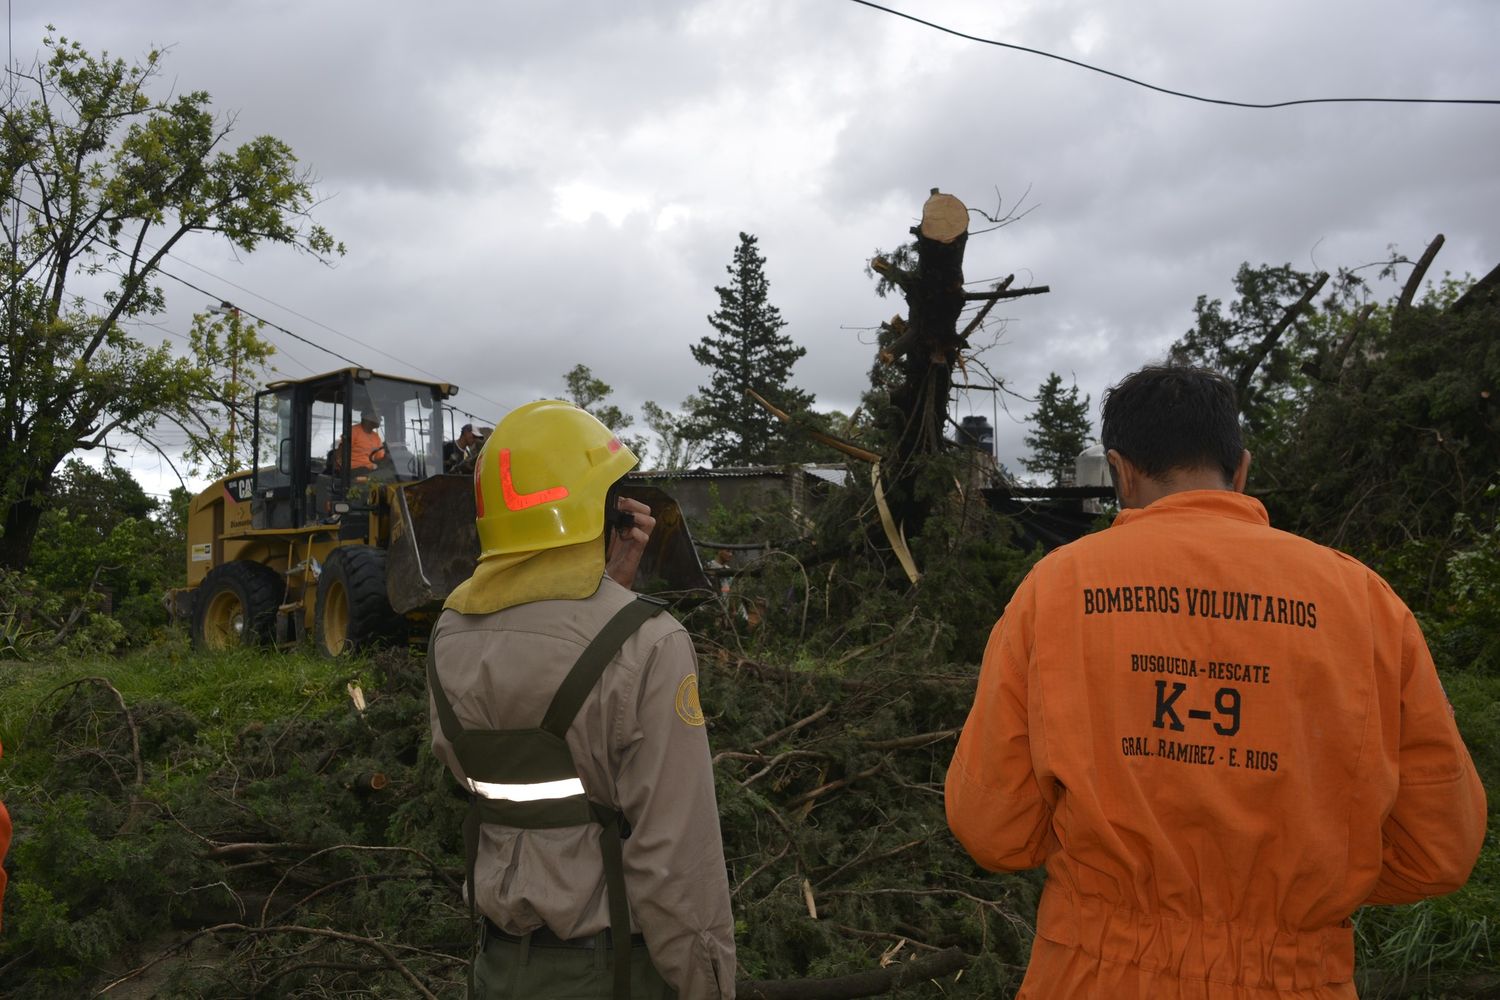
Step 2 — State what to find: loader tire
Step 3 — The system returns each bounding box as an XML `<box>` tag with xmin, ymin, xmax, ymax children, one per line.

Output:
<box><xmin>315</xmin><ymin>546</ymin><xmax>398</xmax><ymax>657</ymax></box>
<box><xmin>192</xmin><ymin>562</ymin><xmax>283</xmax><ymax>652</ymax></box>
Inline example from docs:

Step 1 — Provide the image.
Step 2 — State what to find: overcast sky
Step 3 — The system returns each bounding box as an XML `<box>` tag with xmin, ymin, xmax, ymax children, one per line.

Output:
<box><xmin>11</xmin><ymin>0</ymin><xmax>1500</xmax><ymax>494</ymax></box>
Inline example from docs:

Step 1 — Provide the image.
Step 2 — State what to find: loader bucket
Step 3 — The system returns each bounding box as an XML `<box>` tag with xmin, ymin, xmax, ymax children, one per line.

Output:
<box><xmin>387</xmin><ymin>474</ymin><xmax>481</xmax><ymax>613</ymax></box>
<box><xmin>615</xmin><ymin>483</ymin><xmax>713</xmax><ymax>597</ymax></box>
<box><xmin>386</xmin><ymin>476</ymin><xmax>711</xmax><ymax>614</ymax></box>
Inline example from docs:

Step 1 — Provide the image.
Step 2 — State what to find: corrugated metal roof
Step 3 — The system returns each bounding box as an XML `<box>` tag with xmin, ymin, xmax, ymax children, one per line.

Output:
<box><xmin>803</xmin><ymin>466</ymin><xmax>850</xmax><ymax>486</ymax></box>
<box><xmin>631</xmin><ymin>463</ymin><xmax>851</xmax><ymax>485</ymax></box>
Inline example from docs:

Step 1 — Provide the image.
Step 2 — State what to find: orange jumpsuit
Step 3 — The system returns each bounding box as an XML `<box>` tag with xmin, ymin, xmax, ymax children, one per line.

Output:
<box><xmin>0</xmin><ymin>737</ymin><xmax>9</xmax><ymax>931</ymax></box>
<box><xmin>946</xmin><ymin>491</ymin><xmax>1486</xmax><ymax>999</ymax></box>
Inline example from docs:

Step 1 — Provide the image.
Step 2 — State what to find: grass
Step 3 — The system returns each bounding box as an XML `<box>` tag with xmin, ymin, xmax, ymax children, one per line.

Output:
<box><xmin>0</xmin><ymin>633</ymin><xmax>365</xmax><ymax>779</ymax></box>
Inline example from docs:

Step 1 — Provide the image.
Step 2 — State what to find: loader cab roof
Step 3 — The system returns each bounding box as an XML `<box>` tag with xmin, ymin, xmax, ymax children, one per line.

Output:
<box><xmin>265</xmin><ymin>367</ymin><xmax>460</xmax><ymax>400</ymax></box>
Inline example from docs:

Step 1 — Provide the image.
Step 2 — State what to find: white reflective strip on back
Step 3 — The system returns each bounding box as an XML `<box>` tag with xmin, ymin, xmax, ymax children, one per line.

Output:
<box><xmin>468</xmin><ymin>777</ymin><xmax>585</xmax><ymax>802</ymax></box>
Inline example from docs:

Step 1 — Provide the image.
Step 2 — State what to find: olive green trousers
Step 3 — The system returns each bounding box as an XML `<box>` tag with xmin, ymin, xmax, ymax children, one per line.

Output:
<box><xmin>468</xmin><ymin>926</ymin><xmax>676</xmax><ymax>999</ymax></box>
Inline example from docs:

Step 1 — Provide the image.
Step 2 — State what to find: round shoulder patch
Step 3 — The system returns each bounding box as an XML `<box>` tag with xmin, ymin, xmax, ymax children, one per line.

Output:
<box><xmin>674</xmin><ymin>673</ymin><xmax>705</xmax><ymax>727</ymax></box>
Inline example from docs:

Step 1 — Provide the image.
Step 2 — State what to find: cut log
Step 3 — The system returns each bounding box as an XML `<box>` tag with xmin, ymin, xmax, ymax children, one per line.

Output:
<box><xmin>919</xmin><ymin>189</ymin><xmax>968</xmax><ymax>244</ymax></box>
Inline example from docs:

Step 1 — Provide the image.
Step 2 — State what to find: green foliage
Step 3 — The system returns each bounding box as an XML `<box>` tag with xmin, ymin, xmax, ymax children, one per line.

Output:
<box><xmin>688</xmin><ymin>232</ymin><xmax>818</xmax><ymax>466</ymax></box>
<box><xmin>0</xmin><ymin>569</ymin><xmax>126</xmax><ymax>659</ymax></box>
<box><xmin>560</xmin><ymin>363</ymin><xmax>647</xmax><ymax>456</ymax></box>
<box><xmin>1261</xmin><ymin>288</ymin><xmax>1499</xmax><ymax>601</ymax></box>
<box><xmin>1020</xmin><ymin>372</ymin><xmax>1093</xmax><ymax>486</ymax></box>
<box><xmin>0</xmin><ymin>30</ymin><xmax>341</xmax><ymax>570</ymax></box>
<box><xmin>22</xmin><ymin>459</ymin><xmax>183</xmax><ymax>650</ymax></box>
<box><xmin>641</xmin><ymin>396</ymin><xmax>708</xmax><ymax>470</ymax></box>
<box><xmin>179</xmin><ymin>306</ymin><xmax>277</xmax><ymax>477</ymax></box>
<box><xmin>713</xmin><ymin>450</ymin><xmax>1037</xmax><ymax>667</ymax></box>
<box><xmin>4</xmin><ymin>793</ymin><xmax>212</xmax><ymax>988</ymax></box>
<box><xmin>1167</xmin><ymin>262</ymin><xmax>1335</xmax><ymax>439</ymax></box>
<box><xmin>0</xmin><ymin>646</ymin><xmax>464</xmax><ymax>997</ymax></box>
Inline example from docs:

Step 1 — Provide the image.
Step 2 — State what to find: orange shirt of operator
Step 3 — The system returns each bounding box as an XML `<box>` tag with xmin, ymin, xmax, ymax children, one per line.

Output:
<box><xmin>345</xmin><ymin>414</ymin><xmax>386</xmax><ymax>472</ymax></box>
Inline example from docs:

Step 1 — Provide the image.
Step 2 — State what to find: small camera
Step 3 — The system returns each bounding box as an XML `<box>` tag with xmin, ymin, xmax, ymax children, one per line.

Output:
<box><xmin>609</xmin><ymin>508</ymin><xmax>636</xmax><ymax>535</ymax></box>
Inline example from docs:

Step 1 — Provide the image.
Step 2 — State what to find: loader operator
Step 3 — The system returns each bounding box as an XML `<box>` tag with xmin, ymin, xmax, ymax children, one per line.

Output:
<box><xmin>946</xmin><ymin>365</ymin><xmax>1486</xmax><ymax>1000</ymax></box>
<box><xmin>347</xmin><ymin>410</ymin><xmax>387</xmax><ymax>473</ymax></box>
<box><xmin>427</xmin><ymin>399</ymin><xmax>736</xmax><ymax>1000</ymax></box>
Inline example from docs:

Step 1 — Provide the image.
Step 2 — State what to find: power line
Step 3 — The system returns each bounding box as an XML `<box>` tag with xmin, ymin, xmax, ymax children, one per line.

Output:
<box><xmin>154</xmin><ymin>266</ymin><xmax>365</xmax><ymax>367</ymax></box>
<box><xmin>846</xmin><ymin>0</ymin><xmax>1500</xmax><ymax>109</ymax></box>
<box><xmin>152</xmin><ymin>264</ymin><xmax>509</xmax><ymax>414</ymax></box>
<box><xmin>158</xmin><ymin>252</ymin><xmax>477</xmax><ymax>391</ymax></box>
<box><xmin>5</xmin><ymin>192</ymin><xmax>510</xmax><ymax>414</ymax></box>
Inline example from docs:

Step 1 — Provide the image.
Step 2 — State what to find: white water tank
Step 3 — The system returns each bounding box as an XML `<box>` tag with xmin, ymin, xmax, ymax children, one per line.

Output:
<box><xmin>1075</xmin><ymin>442</ymin><xmax>1110</xmax><ymax>488</ymax></box>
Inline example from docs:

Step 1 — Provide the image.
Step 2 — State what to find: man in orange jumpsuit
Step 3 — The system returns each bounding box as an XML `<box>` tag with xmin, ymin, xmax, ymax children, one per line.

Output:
<box><xmin>946</xmin><ymin>365</ymin><xmax>1486</xmax><ymax>999</ymax></box>
<box><xmin>0</xmin><ymin>737</ymin><xmax>9</xmax><ymax>930</ymax></box>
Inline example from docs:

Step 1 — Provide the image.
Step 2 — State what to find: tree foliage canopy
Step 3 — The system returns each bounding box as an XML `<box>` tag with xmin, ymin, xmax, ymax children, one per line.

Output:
<box><xmin>560</xmin><ymin>363</ymin><xmax>647</xmax><ymax>457</ymax></box>
<box><xmin>1170</xmin><ymin>253</ymin><xmax>1500</xmax><ymax>608</ymax></box>
<box><xmin>1168</xmin><ymin>263</ymin><xmax>1338</xmax><ymax>439</ymax></box>
<box><xmin>0</xmin><ymin>31</ymin><xmax>341</xmax><ymax>568</ymax></box>
<box><xmin>688</xmin><ymin>232</ymin><xmax>815</xmax><ymax>466</ymax></box>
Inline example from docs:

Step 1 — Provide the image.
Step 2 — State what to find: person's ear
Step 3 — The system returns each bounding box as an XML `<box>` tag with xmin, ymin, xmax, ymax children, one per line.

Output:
<box><xmin>1232</xmin><ymin>449</ymin><xmax>1251</xmax><ymax>493</ymax></box>
<box><xmin>1105</xmin><ymin>449</ymin><xmax>1136</xmax><ymax>506</ymax></box>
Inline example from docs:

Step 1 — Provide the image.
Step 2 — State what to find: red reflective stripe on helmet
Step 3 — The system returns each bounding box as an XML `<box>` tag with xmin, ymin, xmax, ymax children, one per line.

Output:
<box><xmin>499</xmin><ymin>449</ymin><xmax>569</xmax><ymax>510</ymax></box>
<box><xmin>608</xmin><ymin>437</ymin><xmax>622</xmax><ymax>453</ymax></box>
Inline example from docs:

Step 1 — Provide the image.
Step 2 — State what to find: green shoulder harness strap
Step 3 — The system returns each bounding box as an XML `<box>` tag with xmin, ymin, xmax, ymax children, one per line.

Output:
<box><xmin>428</xmin><ymin>593</ymin><xmax>670</xmax><ymax>1000</ymax></box>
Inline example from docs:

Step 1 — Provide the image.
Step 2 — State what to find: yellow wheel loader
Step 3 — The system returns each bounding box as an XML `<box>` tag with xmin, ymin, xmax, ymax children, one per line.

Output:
<box><xmin>174</xmin><ymin>368</ymin><xmax>709</xmax><ymax>656</ymax></box>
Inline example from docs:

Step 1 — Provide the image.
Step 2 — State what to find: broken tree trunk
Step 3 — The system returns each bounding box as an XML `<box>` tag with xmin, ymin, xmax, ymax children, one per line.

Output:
<box><xmin>1232</xmin><ymin>271</ymin><xmax>1329</xmax><ymax>405</ymax></box>
<box><xmin>876</xmin><ymin>190</ymin><xmax>973</xmax><ymax>537</ymax></box>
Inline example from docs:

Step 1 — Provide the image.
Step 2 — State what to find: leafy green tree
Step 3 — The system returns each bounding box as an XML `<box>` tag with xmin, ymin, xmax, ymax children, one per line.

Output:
<box><xmin>1021</xmin><ymin>372</ymin><xmax>1093</xmax><ymax>486</ymax></box>
<box><xmin>688</xmin><ymin>232</ymin><xmax>815</xmax><ymax>466</ymax></box>
<box><xmin>0</xmin><ymin>32</ymin><xmax>341</xmax><ymax>569</ymax></box>
<box><xmin>177</xmin><ymin>305</ymin><xmax>276</xmax><ymax>477</ymax></box>
<box><xmin>641</xmin><ymin>397</ymin><xmax>707</xmax><ymax>470</ymax></box>
<box><xmin>1168</xmin><ymin>263</ymin><xmax>1334</xmax><ymax>439</ymax></box>
<box><xmin>561</xmin><ymin>363</ymin><xmax>647</xmax><ymax>456</ymax></box>
<box><xmin>1264</xmin><ymin>275</ymin><xmax>1499</xmax><ymax>589</ymax></box>
<box><xmin>26</xmin><ymin>459</ymin><xmax>182</xmax><ymax>648</ymax></box>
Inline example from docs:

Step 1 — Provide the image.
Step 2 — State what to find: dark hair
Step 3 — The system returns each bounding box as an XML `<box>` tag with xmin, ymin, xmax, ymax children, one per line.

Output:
<box><xmin>1100</xmin><ymin>365</ymin><xmax>1243</xmax><ymax>483</ymax></box>
<box><xmin>461</xmin><ymin>423</ymin><xmax>474</xmax><ymax>435</ymax></box>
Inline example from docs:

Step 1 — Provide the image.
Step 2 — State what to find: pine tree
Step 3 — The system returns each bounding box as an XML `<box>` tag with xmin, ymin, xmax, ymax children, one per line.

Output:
<box><xmin>1021</xmin><ymin>372</ymin><xmax>1094</xmax><ymax>486</ymax></box>
<box><xmin>688</xmin><ymin>233</ymin><xmax>814</xmax><ymax>466</ymax></box>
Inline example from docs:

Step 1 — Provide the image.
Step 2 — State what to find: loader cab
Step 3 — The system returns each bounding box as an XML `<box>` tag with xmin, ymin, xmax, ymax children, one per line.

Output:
<box><xmin>250</xmin><ymin>369</ymin><xmax>452</xmax><ymax>535</ymax></box>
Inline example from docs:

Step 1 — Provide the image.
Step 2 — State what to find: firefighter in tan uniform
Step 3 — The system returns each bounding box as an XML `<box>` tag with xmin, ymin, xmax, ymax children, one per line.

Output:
<box><xmin>947</xmin><ymin>366</ymin><xmax>1486</xmax><ymax>999</ymax></box>
<box><xmin>428</xmin><ymin>400</ymin><xmax>736</xmax><ymax>999</ymax></box>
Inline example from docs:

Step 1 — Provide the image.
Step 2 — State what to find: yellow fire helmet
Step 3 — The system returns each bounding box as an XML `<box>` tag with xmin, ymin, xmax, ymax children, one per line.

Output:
<box><xmin>473</xmin><ymin>399</ymin><xmax>638</xmax><ymax>559</ymax></box>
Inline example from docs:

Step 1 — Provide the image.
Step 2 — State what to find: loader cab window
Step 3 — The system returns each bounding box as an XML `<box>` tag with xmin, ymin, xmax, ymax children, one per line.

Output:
<box><xmin>354</xmin><ymin>377</ymin><xmax>443</xmax><ymax>483</ymax></box>
<box><xmin>254</xmin><ymin>389</ymin><xmax>294</xmax><ymax>493</ymax></box>
<box><xmin>309</xmin><ymin>387</ymin><xmax>349</xmax><ymax>478</ymax></box>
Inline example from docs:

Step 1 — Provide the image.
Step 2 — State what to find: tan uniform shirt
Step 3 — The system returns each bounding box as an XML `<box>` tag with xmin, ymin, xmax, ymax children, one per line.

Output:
<box><xmin>947</xmin><ymin>491</ymin><xmax>1486</xmax><ymax>999</ymax></box>
<box><xmin>429</xmin><ymin>577</ymin><xmax>736</xmax><ymax>999</ymax></box>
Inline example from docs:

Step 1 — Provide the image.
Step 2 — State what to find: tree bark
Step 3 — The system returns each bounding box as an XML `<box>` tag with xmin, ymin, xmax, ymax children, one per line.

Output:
<box><xmin>0</xmin><ymin>486</ymin><xmax>48</xmax><ymax>571</ymax></box>
<box><xmin>1396</xmin><ymin>233</ymin><xmax>1445</xmax><ymax>318</ymax></box>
